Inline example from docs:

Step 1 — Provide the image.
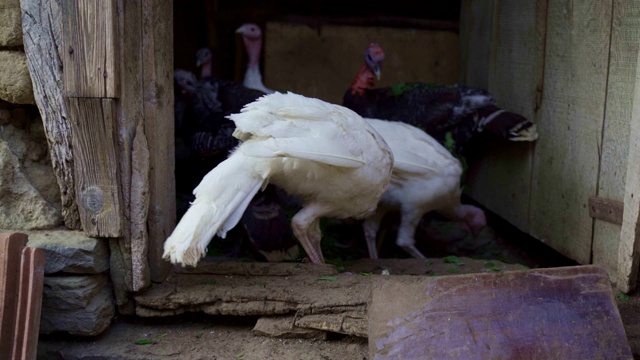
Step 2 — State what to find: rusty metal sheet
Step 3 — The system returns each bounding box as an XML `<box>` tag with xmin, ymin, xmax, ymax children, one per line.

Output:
<box><xmin>369</xmin><ymin>265</ymin><xmax>632</xmax><ymax>359</ymax></box>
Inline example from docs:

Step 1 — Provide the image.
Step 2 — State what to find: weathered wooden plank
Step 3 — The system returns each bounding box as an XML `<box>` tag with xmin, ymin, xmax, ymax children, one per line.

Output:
<box><xmin>369</xmin><ymin>265</ymin><xmax>632</xmax><ymax>358</ymax></box>
<box><xmin>265</xmin><ymin>22</ymin><xmax>460</xmax><ymax>105</ymax></box>
<box><xmin>130</xmin><ymin>124</ymin><xmax>151</xmax><ymax>292</ymax></box>
<box><xmin>142</xmin><ymin>0</ymin><xmax>175</xmax><ymax>283</ymax></box>
<box><xmin>459</xmin><ymin>0</ymin><xmax>495</xmax><ymax>88</ymax></box>
<box><xmin>108</xmin><ymin>0</ymin><xmax>150</xmax><ymax>313</ymax></box>
<box><xmin>19</xmin><ymin>0</ymin><xmax>81</xmax><ymax>229</ymax></box>
<box><xmin>529</xmin><ymin>0</ymin><xmax>612</xmax><ymax>264</ymax></box>
<box><xmin>11</xmin><ymin>247</ymin><xmax>45</xmax><ymax>360</ymax></box>
<box><xmin>465</xmin><ymin>0</ymin><xmax>547</xmax><ymax>234</ymax></box>
<box><xmin>594</xmin><ymin>0</ymin><xmax>640</xmax><ymax>285</ymax></box>
<box><xmin>61</xmin><ymin>0</ymin><xmax>119</xmax><ymax>98</ymax></box>
<box><xmin>67</xmin><ymin>98</ymin><xmax>123</xmax><ymax>237</ymax></box>
<box><xmin>617</xmin><ymin>30</ymin><xmax>640</xmax><ymax>293</ymax></box>
<box><xmin>589</xmin><ymin>196</ymin><xmax>624</xmax><ymax>225</ymax></box>
<box><xmin>0</xmin><ymin>233</ymin><xmax>27</xmax><ymax>358</ymax></box>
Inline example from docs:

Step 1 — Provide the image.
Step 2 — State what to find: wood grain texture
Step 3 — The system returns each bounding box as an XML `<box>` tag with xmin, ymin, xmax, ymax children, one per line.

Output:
<box><xmin>464</xmin><ymin>0</ymin><xmax>546</xmax><ymax>234</ymax></box>
<box><xmin>130</xmin><ymin>123</ymin><xmax>151</xmax><ymax>292</ymax></box>
<box><xmin>142</xmin><ymin>0</ymin><xmax>174</xmax><ymax>283</ymax></box>
<box><xmin>11</xmin><ymin>247</ymin><xmax>45</xmax><ymax>360</ymax></box>
<box><xmin>459</xmin><ymin>0</ymin><xmax>495</xmax><ymax>88</ymax></box>
<box><xmin>593</xmin><ymin>0</ymin><xmax>640</xmax><ymax>284</ymax></box>
<box><xmin>107</xmin><ymin>0</ymin><xmax>149</xmax><ymax>312</ymax></box>
<box><xmin>0</xmin><ymin>233</ymin><xmax>27</xmax><ymax>359</ymax></box>
<box><xmin>61</xmin><ymin>0</ymin><xmax>119</xmax><ymax>98</ymax></box>
<box><xmin>589</xmin><ymin>197</ymin><xmax>624</xmax><ymax>225</ymax></box>
<box><xmin>530</xmin><ymin>0</ymin><xmax>612</xmax><ymax>264</ymax></box>
<box><xmin>369</xmin><ymin>266</ymin><xmax>631</xmax><ymax>358</ymax></box>
<box><xmin>617</xmin><ymin>31</ymin><xmax>640</xmax><ymax>293</ymax></box>
<box><xmin>67</xmin><ymin>98</ymin><xmax>123</xmax><ymax>237</ymax></box>
<box><xmin>264</xmin><ymin>22</ymin><xmax>460</xmax><ymax>105</ymax></box>
<box><xmin>19</xmin><ymin>0</ymin><xmax>81</xmax><ymax>229</ymax></box>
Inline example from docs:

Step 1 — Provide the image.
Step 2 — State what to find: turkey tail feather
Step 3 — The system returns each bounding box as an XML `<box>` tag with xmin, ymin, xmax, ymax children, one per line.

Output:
<box><xmin>475</xmin><ymin>106</ymin><xmax>538</xmax><ymax>141</ymax></box>
<box><xmin>163</xmin><ymin>152</ymin><xmax>265</xmax><ymax>267</ymax></box>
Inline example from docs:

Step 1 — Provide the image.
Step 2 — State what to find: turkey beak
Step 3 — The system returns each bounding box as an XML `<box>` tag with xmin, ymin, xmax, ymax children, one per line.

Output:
<box><xmin>235</xmin><ymin>25</ymin><xmax>245</xmax><ymax>34</ymax></box>
<box><xmin>374</xmin><ymin>68</ymin><xmax>381</xmax><ymax>81</ymax></box>
<box><xmin>196</xmin><ymin>58</ymin><xmax>203</xmax><ymax>67</ymax></box>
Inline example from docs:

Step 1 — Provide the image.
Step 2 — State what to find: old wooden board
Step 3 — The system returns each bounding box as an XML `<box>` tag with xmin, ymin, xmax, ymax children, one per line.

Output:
<box><xmin>589</xmin><ymin>196</ymin><xmax>624</xmax><ymax>225</ymax></box>
<box><xmin>459</xmin><ymin>0</ymin><xmax>495</xmax><ymax>88</ymax></box>
<box><xmin>369</xmin><ymin>265</ymin><xmax>632</xmax><ymax>359</ymax></box>
<box><xmin>529</xmin><ymin>0</ymin><xmax>613</xmax><ymax>264</ymax></box>
<box><xmin>464</xmin><ymin>0</ymin><xmax>546</xmax><ymax>234</ymax></box>
<box><xmin>618</xmin><ymin>24</ymin><xmax>640</xmax><ymax>293</ymax></box>
<box><xmin>264</xmin><ymin>22</ymin><xmax>460</xmax><ymax>105</ymax></box>
<box><xmin>11</xmin><ymin>247</ymin><xmax>45</xmax><ymax>360</ymax></box>
<box><xmin>20</xmin><ymin>0</ymin><xmax>81</xmax><ymax>229</ymax></box>
<box><xmin>0</xmin><ymin>233</ymin><xmax>27</xmax><ymax>357</ymax></box>
<box><xmin>594</xmin><ymin>0</ymin><xmax>640</xmax><ymax>286</ymax></box>
<box><xmin>61</xmin><ymin>0</ymin><xmax>119</xmax><ymax>98</ymax></box>
<box><xmin>66</xmin><ymin>97</ymin><xmax>124</xmax><ymax>237</ymax></box>
<box><xmin>134</xmin><ymin>258</ymin><xmax>526</xmax><ymax>337</ymax></box>
<box><xmin>107</xmin><ymin>0</ymin><xmax>151</xmax><ymax>314</ymax></box>
<box><xmin>141</xmin><ymin>0</ymin><xmax>175</xmax><ymax>283</ymax></box>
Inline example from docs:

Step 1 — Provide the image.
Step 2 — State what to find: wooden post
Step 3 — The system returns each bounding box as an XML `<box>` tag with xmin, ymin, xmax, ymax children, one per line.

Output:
<box><xmin>19</xmin><ymin>0</ymin><xmax>82</xmax><ymax>230</ymax></box>
<box><xmin>61</xmin><ymin>0</ymin><xmax>119</xmax><ymax>98</ymax></box>
<box><xmin>142</xmin><ymin>0</ymin><xmax>175</xmax><ymax>283</ymax></box>
<box><xmin>66</xmin><ymin>98</ymin><xmax>124</xmax><ymax>237</ymax></box>
<box><xmin>61</xmin><ymin>0</ymin><xmax>124</xmax><ymax>237</ymax></box>
<box><xmin>0</xmin><ymin>233</ymin><xmax>46</xmax><ymax>360</ymax></box>
<box><xmin>617</xmin><ymin>37</ymin><xmax>640</xmax><ymax>293</ymax></box>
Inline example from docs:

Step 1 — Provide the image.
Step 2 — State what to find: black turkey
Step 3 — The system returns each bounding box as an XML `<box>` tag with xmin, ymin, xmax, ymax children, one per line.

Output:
<box><xmin>342</xmin><ymin>43</ymin><xmax>539</xmax><ymax>155</ymax></box>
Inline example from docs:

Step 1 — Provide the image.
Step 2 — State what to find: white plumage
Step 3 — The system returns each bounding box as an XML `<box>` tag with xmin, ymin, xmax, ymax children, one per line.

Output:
<box><xmin>163</xmin><ymin>92</ymin><xmax>394</xmax><ymax>267</ymax></box>
<box><xmin>363</xmin><ymin>118</ymin><xmax>487</xmax><ymax>259</ymax></box>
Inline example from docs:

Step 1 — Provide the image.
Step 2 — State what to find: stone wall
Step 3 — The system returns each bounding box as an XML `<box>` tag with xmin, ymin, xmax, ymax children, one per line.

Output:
<box><xmin>1</xmin><ymin>0</ymin><xmax>115</xmax><ymax>336</ymax></box>
<box><xmin>0</xmin><ymin>0</ymin><xmax>60</xmax><ymax>229</ymax></box>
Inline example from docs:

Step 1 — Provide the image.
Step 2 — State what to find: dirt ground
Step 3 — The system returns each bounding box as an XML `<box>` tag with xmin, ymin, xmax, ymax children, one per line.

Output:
<box><xmin>38</xmin><ymin>314</ymin><xmax>368</xmax><ymax>360</ymax></box>
<box><xmin>37</xmin><ymin>209</ymin><xmax>598</xmax><ymax>360</ymax></box>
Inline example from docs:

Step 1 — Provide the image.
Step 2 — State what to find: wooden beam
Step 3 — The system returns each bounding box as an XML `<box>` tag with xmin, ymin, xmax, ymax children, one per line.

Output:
<box><xmin>592</xmin><ymin>0</ymin><xmax>640</xmax><ymax>284</ymax></box>
<box><xmin>617</xmin><ymin>34</ymin><xmax>640</xmax><ymax>293</ymax></box>
<box><xmin>529</xmin><ymin>0</ymin><xmax>612</xmax><ymax>264</ymax></box>
<box><xmin>589</xmin><ymin>196</ymin><xmax>624</xmax><ymax>225</ymax></box>
<box><xmin>142</xmin><ymin>0</ymin><xmax>175</xmax><ymax>283</ymax></box>
<box><xmin>0</xmin><ymin>233</ymin><xmax>27</xmax><ymax>357</ymax></box>
<box><xmin>67</xmin><ymin>98</ymin><xmax>124</xmax><ymax>238</ymax></box>
<box><xmin>11</xmin><ymin>247</ymin><xmax>45</xmax><ymax>360</ymax></box>
<box><xmin>61</xmin><ymin>0</ymin><xmax>119</xmax><ymax>98</ymax></box>
<box><xmin>0</xmin><ymin>233</ymin><xmax>45</xmax><ymax>360</ymax></box>
<box><xmin>19</xmin><ymin>0</ymin><xmax>82</xmax><ymax>229</ymax></box>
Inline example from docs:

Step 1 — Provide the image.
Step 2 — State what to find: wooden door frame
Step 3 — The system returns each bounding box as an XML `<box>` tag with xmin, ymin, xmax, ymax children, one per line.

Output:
<box><xmin>19</xmin><ymin>0</ymin><xmax>175</xmax><ymax>310</ymax></box>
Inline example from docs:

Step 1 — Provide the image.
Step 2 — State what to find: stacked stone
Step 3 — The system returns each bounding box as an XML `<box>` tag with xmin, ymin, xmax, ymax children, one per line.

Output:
<box><xmin>27</xmin><ymin>231</ymin><xmax>115</xmax><ymax>336</ymax></box>
<box><xmin>0</xmin><ymin>0</ymin><xmax>115</xmax><ymax>337</ymax></box>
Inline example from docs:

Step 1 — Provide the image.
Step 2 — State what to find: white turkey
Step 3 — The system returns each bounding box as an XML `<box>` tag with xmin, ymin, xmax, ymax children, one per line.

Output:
<box><xmin>363</xmin><ymin>118</ymin><xmax>487</xmax><ymax>259</ymax></box>
<box><xmin>163</xmin><ymin>92</ymin><xmax>394</xmax><ymax>266</ymax></box>
<box><xmin>236</xmin><ymin>23</ymin><xmax>274</xmax><ymax>94</ymax></box>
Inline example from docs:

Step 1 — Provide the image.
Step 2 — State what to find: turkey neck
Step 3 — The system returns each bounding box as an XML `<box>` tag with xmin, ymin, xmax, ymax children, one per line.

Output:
<box><xmin>200</xmin><ymin>61</ymin><xmax>212</xmax><ymax>78</ymax></box>
<box><xmin>242</xmin><ymin>36</ymin><xmax>262</xmax><ymax>71</ymax></box>
<box><xmin>350</xmin><ymin>64</ymin><xmax>376</xmax><ymax>96</ymax></box>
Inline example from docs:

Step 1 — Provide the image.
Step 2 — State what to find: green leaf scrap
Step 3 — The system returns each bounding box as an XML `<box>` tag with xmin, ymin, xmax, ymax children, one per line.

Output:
<box><xmin>443</xmin><ymin>255</ymin><xmax>465</xmax><ymax>266</ymax></box>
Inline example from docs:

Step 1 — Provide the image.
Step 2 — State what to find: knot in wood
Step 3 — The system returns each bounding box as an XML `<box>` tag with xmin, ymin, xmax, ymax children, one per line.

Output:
<box><xmin>81</xmin><ymin>187</ymin><xmax>104</xmax><ymax>213</ymax></box>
